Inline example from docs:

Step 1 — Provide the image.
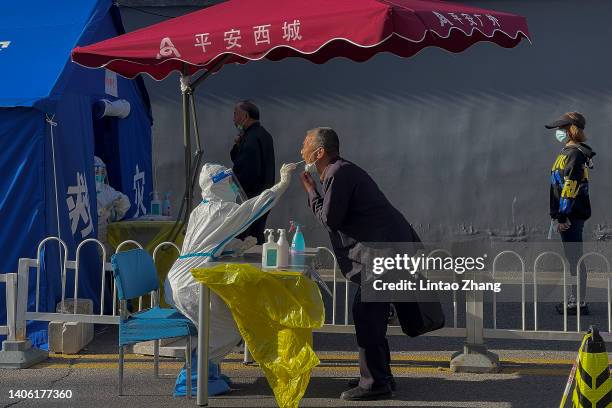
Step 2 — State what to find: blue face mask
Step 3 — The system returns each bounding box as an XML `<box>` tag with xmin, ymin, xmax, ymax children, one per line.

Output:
<box><xmin>555</xmin><ymin>129</ymin><xmax>568</xmax><ymax>143</ymax></box>
<box><xmin>95</xmin><ymin>175</ymin><xmax>105</xmax><ymax>184</ymax></box>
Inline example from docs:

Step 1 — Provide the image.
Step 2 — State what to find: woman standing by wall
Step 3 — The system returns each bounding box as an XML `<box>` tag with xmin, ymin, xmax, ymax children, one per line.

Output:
<box><xmin>547</xmin><ymin>112</ymin><xmax>595</xmax><ymax>315</ymax></box>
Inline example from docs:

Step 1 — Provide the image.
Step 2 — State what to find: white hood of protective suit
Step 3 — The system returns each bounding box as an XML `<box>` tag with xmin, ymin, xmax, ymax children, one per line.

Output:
<box><xmin>199</xmin><ymin>163</ymin><xmax>238</xmax><ymax>203</ymax></box>
<box><xmin>164</xmin><ymin>163</ymin><xmax>280</xmax><ymax>363</ymax></box>
<box><xmin>94</xmin><ymin>155</ymin><xmax>105</xmax><ymax>169</ymax></box>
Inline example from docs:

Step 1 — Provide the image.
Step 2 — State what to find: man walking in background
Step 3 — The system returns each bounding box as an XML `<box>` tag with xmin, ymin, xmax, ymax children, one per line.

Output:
<box><xmin>230</xmin><ymin>100</ymin><xmax>275</xmax><ymax>244</ymax></box>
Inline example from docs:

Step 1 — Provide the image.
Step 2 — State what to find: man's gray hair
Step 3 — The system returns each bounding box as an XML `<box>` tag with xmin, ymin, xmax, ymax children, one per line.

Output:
<box><xmin>308</xmin><ymin>127</ymin><xmax>339</xmax><ymax>156</ymax></box>
<box><xmin>236</xmin><ymin>100</ymin><xmax>260</xmax><ymax>120</ymax></box>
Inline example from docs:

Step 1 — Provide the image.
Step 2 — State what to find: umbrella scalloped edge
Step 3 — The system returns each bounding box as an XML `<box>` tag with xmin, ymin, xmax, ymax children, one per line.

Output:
<box><xmin>72</xmin><ymin>26</ymin><xmax>531</xmax><ymax>81</ymax></box>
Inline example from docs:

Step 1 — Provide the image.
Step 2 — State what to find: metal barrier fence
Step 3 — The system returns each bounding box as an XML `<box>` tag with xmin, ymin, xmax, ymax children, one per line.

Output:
<box><xmin>484</xmin><ymin>249</ymin><xmax>612</xmax><ymax>344</ymax></box>
<box><xmin>0</xmin><ymin>272</ymin><xmax>17</xmax><ymax>341</ymax></box>
<box><xmin>9</xmin><ymin>237</ymin><xmax>182</xmax><ymax>343</ymax></box>
<box><xmin>312</xmin><ymin>245</ymin><xmax>612</xmax><ymax>375</ymax></box>
<box><xmin>3</xmin><ymin>238</ymin><xmax>612</xmax><ymax>372</ymax></box>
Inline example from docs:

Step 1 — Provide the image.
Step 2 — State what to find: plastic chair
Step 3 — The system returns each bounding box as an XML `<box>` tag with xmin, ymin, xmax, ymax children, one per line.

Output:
<box><xmin>111</xmin><ymin>248</ymin><xmax>196</xmax><ymax>397</ymax></box>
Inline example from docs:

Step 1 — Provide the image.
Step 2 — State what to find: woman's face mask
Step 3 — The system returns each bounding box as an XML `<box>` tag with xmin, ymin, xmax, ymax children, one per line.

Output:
<box><xmin>555</xmin><ymin>129</ymin><xmax>568</xmax><ymax>143</ymax></box>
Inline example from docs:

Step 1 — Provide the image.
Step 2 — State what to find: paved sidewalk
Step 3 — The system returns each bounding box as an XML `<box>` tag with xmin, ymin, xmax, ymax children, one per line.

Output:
<box><xmin>0</xmin><ymin>326</ymin><xmax>581</xmax><ymax>408</ymax></box>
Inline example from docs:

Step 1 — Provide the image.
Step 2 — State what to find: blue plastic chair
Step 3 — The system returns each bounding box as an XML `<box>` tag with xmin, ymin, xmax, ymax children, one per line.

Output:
<box><xmin>111</xmin><ymin>248</ymin><xmax>196</xmax><ymax>397</ymax></box>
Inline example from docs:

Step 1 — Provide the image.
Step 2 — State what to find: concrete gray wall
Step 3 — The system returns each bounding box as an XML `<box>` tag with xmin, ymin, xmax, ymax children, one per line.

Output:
<box><xmin>120</xmin><ymin>1</ymin><xmax>612</xmax><ymax>246</ymax></box>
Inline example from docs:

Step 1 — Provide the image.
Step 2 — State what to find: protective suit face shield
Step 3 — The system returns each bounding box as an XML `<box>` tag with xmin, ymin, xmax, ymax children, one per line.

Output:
<box><xmin>211</xmin><ymin>168</ymin><xmax>248</xmax><ymax>204</ymax></box>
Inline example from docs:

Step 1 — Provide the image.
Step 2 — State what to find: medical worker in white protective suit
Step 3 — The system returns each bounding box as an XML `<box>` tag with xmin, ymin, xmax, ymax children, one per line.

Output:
<box><xmin>94</xmin><ymin>156</ymin><xmax>130</xmax><ymax>252</ymax></box>
<box><xmin>164</xmin><ymin>161</ymin><xmax>297</xmax><ymax>363</ymax></box>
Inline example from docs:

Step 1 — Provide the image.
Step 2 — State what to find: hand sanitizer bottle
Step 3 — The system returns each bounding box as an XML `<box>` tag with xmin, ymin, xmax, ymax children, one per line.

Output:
<box><xmin>276</xmin><ymin>229</ymin><xmax>289</xmax><ymax>268</ymax></box>
<box><xmin>262</xmin><ymin>229</ymin><xmax>278</xmax><ymax>270</ymax></box>
<box><xmin>289</xmin><ymin>221</ymin><xmax>306</xmax><ymax>268</ymax></box>
<box><xmin>150</xmin><ymin>191</ymin><xmax>161</xmax><ymax>216</ymax></box>
<box><xmin>162</xmin><ymin>192</ymin><xmax>171</xmax><ymax>217</ymax></box>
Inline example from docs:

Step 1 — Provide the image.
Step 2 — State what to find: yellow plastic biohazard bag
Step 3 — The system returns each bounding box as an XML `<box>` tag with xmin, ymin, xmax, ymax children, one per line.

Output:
<box><xmin>192</xmin><ymin>263</ymin><xmax>325</xmax><ymax>408</ymax></box>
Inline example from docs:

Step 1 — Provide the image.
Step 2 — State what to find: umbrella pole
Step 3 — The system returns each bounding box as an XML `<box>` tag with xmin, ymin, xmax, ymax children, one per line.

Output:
<box><xmin>189</xmin><ymin>94</ymin><xmax>204</xmax><ymax>195</ymax></box>
<box><xmin>187</xmin><ymin>55</ymin><xmax>232</xmax><ymax>201</ymax></box>
<box><xmin>171</xmin><ymin>56</ymin><xmax>230</xmax><ymax>240</ymax></box>
<box><xmin>180</xmin><ymin>72</ymin><xmax>193</xmax><ymax>226</ymax></box>
<box><xmin>165</xmin><ymin>72</ymin><xmax>196</xmax><ymax>244</ymax></box>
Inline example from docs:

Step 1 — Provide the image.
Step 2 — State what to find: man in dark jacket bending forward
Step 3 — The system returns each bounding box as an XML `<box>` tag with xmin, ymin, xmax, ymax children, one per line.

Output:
<box><xmin>298</xmin><ymin>127</ymin><xmax>422</xmax><ymax>401</ymax></box>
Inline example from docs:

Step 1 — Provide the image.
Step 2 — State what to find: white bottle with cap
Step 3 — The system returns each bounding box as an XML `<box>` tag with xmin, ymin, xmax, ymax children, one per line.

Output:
<box><xmin>276</xmin><ymin>229</ymin><xmax>289</xmax><ymax>268</ymax></box>
<box><xmin>262</xmin><ymin>229</ymin><xmax>279</xmax><ymax>270</ymax></box>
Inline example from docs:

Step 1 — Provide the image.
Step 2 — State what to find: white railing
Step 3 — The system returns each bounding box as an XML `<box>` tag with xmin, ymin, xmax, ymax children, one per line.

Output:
<box><xmin>7</xmin><ymin>238</ymin><xmax>612</xmax><ymax>372</ymax></box>
<box><xmin>485</xmin><ymin>249</ymin><xmax>612</xmax><ymax>342</ymax></box>
<box><xmin>0</xmin><ymin>272</ymin><xmax>17</xmax><ymax>341</ymax></box>
<box><xmin>11</xmin><ymin>237</ymin><xmax>180</xmax><ymax>342</ymax></box>
<box><xmin>315</xmin><ymin>247</ymin><xmax>612</xmax><ymax>344</ymax></box>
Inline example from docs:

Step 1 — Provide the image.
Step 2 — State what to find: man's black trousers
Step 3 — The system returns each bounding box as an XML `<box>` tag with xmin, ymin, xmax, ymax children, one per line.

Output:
<box><xmin>352</xmin><ymin>286</ymin><xmax>392</xmax><ymax>389</ymax></box>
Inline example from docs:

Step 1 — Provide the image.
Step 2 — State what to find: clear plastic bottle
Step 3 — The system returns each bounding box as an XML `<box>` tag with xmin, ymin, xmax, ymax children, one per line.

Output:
<box><xmin>289</xmin><ymin>221</ymin><xmax>305</xmax><ymax>268</ymax></box>
<box><xmin>162</xmin><ymin>192</ymin><xmax>171</xmax><ymax>217</ymax></box>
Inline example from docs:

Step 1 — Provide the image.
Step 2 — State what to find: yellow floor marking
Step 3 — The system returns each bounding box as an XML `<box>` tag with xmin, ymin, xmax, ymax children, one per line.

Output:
<box><xmin>312</xmin><ymin>353</ymin><xmax>577</xmax><ymax>365</ymax></box>
<box><xmin>47</xmin><ymin>352</ymin><xmax>576</xmax><ymax>366</ymax></box>
<box><xmin>38</xmin><ymin>363</ymin><xmax>568</xmax><ymax>377</ymax></box>
<box><xmin>33</xmin><ymin>357</ymin><xmax>582</xmax><ymax>378</ymax></box>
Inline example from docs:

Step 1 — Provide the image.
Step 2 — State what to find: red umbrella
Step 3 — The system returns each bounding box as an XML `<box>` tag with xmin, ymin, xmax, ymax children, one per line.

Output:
<box><xmin>72</xmin><ymin>0</ymin><xmax>530</xmax><ymax>80</ymax></box>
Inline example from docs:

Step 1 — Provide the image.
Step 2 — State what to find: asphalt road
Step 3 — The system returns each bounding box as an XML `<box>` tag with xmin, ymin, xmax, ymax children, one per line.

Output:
<box><xmin>3</xmin><ymin>275</ymin><xmax>611</xmax><ymax>408</ymax></box>
<box><xmin>0</xmin><ymin>322</ymin><xmax>596</xmax><ymax>408</ymax></box>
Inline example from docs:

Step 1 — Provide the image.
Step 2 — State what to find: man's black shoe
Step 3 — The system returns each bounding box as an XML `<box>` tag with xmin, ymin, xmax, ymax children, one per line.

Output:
<box><xmin>340</xmin><ymin>384</ymin><xmax>392</xmax><ymax>401</ymax></box>
<box><xmin>347</xmin><ymin>377</ymin><xmax>396</xmax><ymax>391</ymax></box>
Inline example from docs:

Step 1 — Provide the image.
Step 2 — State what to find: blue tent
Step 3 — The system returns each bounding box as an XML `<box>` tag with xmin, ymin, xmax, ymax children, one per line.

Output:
<box><xmin>0</xmin><ymin>0</ymin><xmax>153</xmax><ymax>346</ymax></box>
